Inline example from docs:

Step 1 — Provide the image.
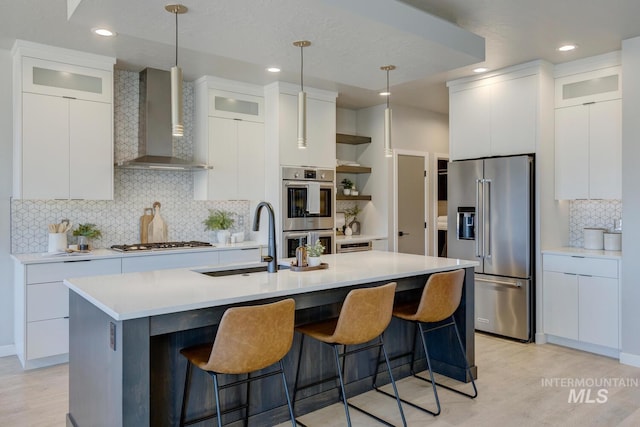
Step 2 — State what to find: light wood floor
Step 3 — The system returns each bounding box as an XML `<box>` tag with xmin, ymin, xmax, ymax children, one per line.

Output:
<box><xmin>2</xmin><ymin>334</ymin><xmax>640</xmax><ymax>426</ymax></box>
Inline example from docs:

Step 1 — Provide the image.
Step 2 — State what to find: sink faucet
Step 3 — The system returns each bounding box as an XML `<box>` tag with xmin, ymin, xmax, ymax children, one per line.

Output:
<box><xmin>253</xmin><ymin>201</ymin><xmax>278</xmax><ymax>273</ymax></box>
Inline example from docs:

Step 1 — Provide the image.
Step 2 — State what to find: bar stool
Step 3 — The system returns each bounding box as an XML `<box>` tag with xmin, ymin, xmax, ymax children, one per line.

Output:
<box><xmin>179</xmin><ymin>298</ymin><xmax>296</xmax><ymax>427</ymax></box>
<box><xmin>376</xmin><ymin>269</ymin><xmax>477</xmax><ymax>416</ymax></box>
<box><xmin>293</xmin><ymin>282</ymin><xmax>406</xmax><ymax>427</ymax></box>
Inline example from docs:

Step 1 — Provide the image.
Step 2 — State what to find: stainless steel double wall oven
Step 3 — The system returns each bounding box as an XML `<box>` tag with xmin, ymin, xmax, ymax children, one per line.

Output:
<box><xmin>281</xmin><ymin>167</ymin><xmax>334</xmax><ymax>258</ymax></box>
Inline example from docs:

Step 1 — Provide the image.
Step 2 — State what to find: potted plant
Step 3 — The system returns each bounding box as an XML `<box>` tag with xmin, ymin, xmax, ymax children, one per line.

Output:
<box><xmin>203</xmin><ymin>209</ymin><xmax>235</xmax><ymax>244</ymax></box>
<box><xmin>343</xmin><ymin>204</ymin><xmax>361</xmax><ymax>235</ymax></box>
<box><xmin>341</xmin><ymin>178</ymin><xmax>353</xmax><ymax>196</ymax></box>
<box><xmin>73</xmin><ymin>223</ymin><xmax>102</xmax><ymax>251</ymax></box>
<box><xmin>305</xmin><ymin>239</ymin><xmax>326</xmax><ymax>267</ymax></box>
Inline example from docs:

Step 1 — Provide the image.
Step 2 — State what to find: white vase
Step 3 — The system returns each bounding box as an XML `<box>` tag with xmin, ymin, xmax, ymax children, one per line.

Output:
<box><xmin>308</xmin><ymin>256</ymin><xmax>321</xmax><ymax>267</ymax></box>
<box><xmin>343</xmin><ymin>188</ymin><xmax>351</xmax><ymax>195</ymax></box>
<box><xmin>217</xmin><ymin>230</ymin><xmax>230</xmax><ymax>245</ymax></box>
<box><xmin>344</xmin><ymin>226</ymin><xmax>353</xmax><ymax>236</ymax></box>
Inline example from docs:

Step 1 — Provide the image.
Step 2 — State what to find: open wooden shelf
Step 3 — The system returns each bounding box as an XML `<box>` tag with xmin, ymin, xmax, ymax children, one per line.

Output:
<box><xmin>336</xmin><ymin>194</ymin><xmax>372</xmax><ymax>201</ymax></box>
<box><xmin>336</xmin><ymin>133</ymin><xmax>372</xmax><ymax>145</ymax></box>
<box><xmin>336</xmin><ymin>165</ymin><xmax>372</xmax><ymax>174</ymax></box>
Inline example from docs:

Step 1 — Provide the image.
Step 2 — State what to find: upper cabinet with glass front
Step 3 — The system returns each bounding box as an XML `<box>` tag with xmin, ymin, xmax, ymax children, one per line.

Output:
<box><xmin>22</xmin><ymin>56</ymin><xmax>113</xmax><ymax>103</ymax></box>
<box><xmin>12</xmin><ymin>41</ymin><xmax>115</xmax><ymax>200</ymax></box>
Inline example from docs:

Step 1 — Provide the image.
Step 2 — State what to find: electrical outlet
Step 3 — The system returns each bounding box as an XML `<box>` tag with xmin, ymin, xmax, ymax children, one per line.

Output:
<box><xmin>238</xmin><ymin>215</ymin><xmax>244</xmax><ymax>227</ymax></box>
<box><xmin>110</xmin><ymin>322</ymin><xmax>116</xmax><ymax>351</ymax></box>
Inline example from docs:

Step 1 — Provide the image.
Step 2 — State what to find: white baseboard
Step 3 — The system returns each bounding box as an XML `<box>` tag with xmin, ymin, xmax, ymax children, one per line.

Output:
<box><xmin>0</xmin><ymin>344</ymin><xmax>16</xmax><ymax>358</ymax></box>
<box><xmin>620</xmin><ymin>352</ymin><xmax>640</xmax><ymax>368</ymax></box>
<box><xmin>535</xmin><ymin>332</ymin><xmax>547</xmax><ymax>344</ymax></box>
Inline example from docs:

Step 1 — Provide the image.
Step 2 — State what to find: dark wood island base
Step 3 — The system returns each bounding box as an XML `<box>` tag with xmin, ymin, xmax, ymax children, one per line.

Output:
<box><xmin>66</xmin><ymin>266</ymin><xmax>475</xmax><ymax>427</ymax></box>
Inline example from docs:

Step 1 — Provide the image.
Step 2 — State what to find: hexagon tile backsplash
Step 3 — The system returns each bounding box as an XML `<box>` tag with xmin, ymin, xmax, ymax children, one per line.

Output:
<box><xmin>11</xmin><ymin>69</ymin><xmax>252</xmax><ymax>254</ymax></box>
<box><xmin>569</xmin><ymin>200</ymin><xmax>622</xmax><ymax>247</ymax></box>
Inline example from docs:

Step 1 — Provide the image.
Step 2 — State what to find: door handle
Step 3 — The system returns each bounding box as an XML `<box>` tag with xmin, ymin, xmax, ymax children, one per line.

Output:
<box><xmin>475</xmin><ymin>179</ymin><xmax>482</xmax><ymax>258</ymax></box>
<box><xmin>398</xmin><ymin>231</ymin><xmax>410</xmax><ymax>237</ymax></box>
<box><xmin>475</xmin><ymin>277</ymin><xmax>522</xmax><ymax>288</ymax></box>
<box><xmin>484</xmin><ymin>179</ymin><xmax>491</xmax><ymax>259</ymax></box>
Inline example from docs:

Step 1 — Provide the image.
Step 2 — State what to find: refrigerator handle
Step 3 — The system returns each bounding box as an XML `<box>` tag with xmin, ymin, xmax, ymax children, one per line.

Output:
<box><xmin>475</xmin><ymin>179</ymin><xmax>483</xmax><ymax>258</ymax></box>
<box><xmin>484</xmin><ymin>179</ymin><xmax>491</xmax><ymax>258</ymax></box>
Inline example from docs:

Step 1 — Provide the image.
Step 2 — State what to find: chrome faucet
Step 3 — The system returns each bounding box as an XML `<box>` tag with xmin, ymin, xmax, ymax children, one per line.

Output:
<box><xmin>253</xmin><ymin>201</ymin><xmax>278</xmax><ymax>273</ymax></box>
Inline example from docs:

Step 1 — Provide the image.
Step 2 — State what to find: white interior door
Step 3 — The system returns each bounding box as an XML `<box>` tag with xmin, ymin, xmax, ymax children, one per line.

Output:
<box><xmin>395</xmin><ymin>152</ymin><xmax>428</xmax><ymax>255</ymax></box>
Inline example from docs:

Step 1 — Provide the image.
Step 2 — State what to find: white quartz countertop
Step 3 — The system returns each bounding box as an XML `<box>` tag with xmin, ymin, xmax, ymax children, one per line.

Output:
<box><xmin>64</xmin><ymin>251</ymin><xmax>478</xmax><ymax>321</ymax></box>
<box><xmin>542</xmin><ymin>247</ymin><xmax>622</xmax><ymax>260</ymax></box>
<box><xmin>11</xmin><ymin>242</ymin><xmax>264</xmax><ymax>265</ymax></box>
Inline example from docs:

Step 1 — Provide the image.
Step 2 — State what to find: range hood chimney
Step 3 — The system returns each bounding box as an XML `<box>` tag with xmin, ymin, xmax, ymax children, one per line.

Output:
<box><xmin>116</xmin><ymin>68</ymin><xmax>211</xmax><ymax>171</ymax></box>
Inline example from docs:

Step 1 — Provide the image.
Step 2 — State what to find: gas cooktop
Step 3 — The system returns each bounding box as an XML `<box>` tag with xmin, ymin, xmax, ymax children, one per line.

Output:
<box><xmin>110</xmin><ymin>241</ymin><xmax>213</xmax><ymax>252</ymax></box>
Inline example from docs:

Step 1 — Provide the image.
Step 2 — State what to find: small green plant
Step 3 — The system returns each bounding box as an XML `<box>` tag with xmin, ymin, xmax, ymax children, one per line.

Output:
<box><xmin>72</xmin><ymin>223</ymin><xmax>102</xmax><ymax>239</ymax></box>
<box><xmin>305</xmin><ymin>239</ymin><xmax>326</xmax><ymax>257</ymax></box>
<box><xmin>203</xmin><ymin>209</ymin><xmax>235</xmax><ymax>231</ymax></box>
<box><xmin>343</xmin><ymin>204</ymin><xmax>361</xmax><ymax>224</ymax></box>
<box><xmin>341</xmin><ymin>178</ymin><xmax>353</xmax><ymax>190</ymax></box>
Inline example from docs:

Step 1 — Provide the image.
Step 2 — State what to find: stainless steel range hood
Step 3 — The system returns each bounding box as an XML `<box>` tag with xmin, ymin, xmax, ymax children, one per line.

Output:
<box><xmin>116</xmin><ymin>68</ymin><xmax>211</xmax><ymax>171</ymax></box>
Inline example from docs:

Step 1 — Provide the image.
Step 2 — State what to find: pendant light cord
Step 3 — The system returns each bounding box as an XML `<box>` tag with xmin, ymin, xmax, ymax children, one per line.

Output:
<box><xmin>175</xmin><ymin>10</ymin><xmax>179</xmax><ymax>66</ymax></box>
<box><xmin>386</xmin><ymin>69</ymin><xmax>390</xmax><ymax>108</ymax></box>
<box><xmin>300</xmin><ymin>45</ymin><xmax>304</xmax><ymax>91</ymax></box>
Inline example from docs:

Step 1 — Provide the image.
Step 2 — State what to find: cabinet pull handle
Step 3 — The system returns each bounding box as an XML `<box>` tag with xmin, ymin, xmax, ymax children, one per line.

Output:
<box><xmin>578</xmin><ymin>274</ymin><xmax>593</xmax><ymax>277</ymax></box>
<box><xmin>63</xmin><ymin>259</ymin><xmax>91</xmax><ymax>263</ymax></box>
<box><xmin>570</xmin><ymin>256</ymin><xmax>585</xmax><ymax>258</ymax></box>
<box><xmin>62</xmin><ymin>96</ymin><xmax>77</xmax><ymax>100</ymax></box>
<box><xmin>582</xmin><ymin>101</ymin><xmax>596</xmax><ymax>105</ymax></box>
<box><xmin>564</xmin><ymin>272</ymin><xmax>577</xmax><ymax>276</ymax></box>
<box><xmin>64</xmin><ymin>316</ymin><xmax>70</xmax><ymax>319</ymax></box>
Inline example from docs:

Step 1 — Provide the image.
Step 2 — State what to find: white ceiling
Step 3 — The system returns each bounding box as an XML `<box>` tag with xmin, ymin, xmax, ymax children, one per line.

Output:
<box><xmin>2</xmin><ymin>0</ymin><xmax>640</xmax><ymax>114</ymax></box>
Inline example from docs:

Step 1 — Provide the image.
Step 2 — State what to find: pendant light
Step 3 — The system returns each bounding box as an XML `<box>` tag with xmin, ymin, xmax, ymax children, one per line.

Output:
<box><xmin>293</xmin><ymin>40</ymin><xmax>311</xmax><ymax>149</ymax></box>
<box><xmin>165</xmin><ymin>4</ymin><xmax>188</xmax><ymax>137</ymax></box>
<box><xmin>381</xmin><ymin>65</ymin><xmax>396</xmax><ymax>158</ymax></box>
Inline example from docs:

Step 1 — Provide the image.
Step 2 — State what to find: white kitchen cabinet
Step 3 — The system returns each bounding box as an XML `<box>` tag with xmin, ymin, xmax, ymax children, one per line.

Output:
<box><xmin>195</xmin><ymin>117</ymin><xmax>264</xmax><ymax>200</ymax></box>
<box><xmin>554</xmin><ymin>99</ymin><xmax>621</xmax><ymax>199</ymax></box>
<box><xmin>14</xmin><ymin>257</ymin><xmax>122</xmax><ymax>369</ymax></box>
<box><xmin>449</xmin><ymin>85</ymin><xmax>490</xmax><ymax>161</ymax></box>
<box><xmin>194</xmin><ymin>78</ymin><xmax>265</xmax><ymax>201</ymax></box>
<box><xmin>21</xmin><ymin>93</ymin><xmax>113</xmax><ymax>199</ymax></box>
<box><xmin>448</xmin><ymin>69</ymin><xmax>538</xmax><ymax>160</ymax></box>
<box><xmin>543</xmin><ymin>271</ymin><xmax>579</xmax><ymax>340</ymax></box>
<box><xmin>121</xmin><ymin>251</ymin><xmax>220</xmax><ymax>273</ymax></box>
<box><xmin>278</xmin><ymin>92</ymin><xmax>336</xmax><ymax>168</ymax></box>
<box><xmin>13</xmin><ymin>42</ymin><xmax>115</xmax><ymax>200</ymax></box>
<box><xmin>542</xmin><ymin>253</ymin><xmax>620</xmax><ymax>355</ymax></box>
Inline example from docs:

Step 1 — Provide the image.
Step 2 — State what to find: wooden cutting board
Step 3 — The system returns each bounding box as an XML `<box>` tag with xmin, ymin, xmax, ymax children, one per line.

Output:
<box><xmin>147</xmin><ymin>202</ymin><xmax>168</xmax><ymax>243</ymax></box>
<box><xmin>140</xmin><ymin>208</ymin><xmax>154</xmax><ymax>243</ymax></box>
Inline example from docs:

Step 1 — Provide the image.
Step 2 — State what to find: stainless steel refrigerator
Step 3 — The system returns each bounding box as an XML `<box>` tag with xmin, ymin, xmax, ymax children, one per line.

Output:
<box><xmin>447</xmin><ymin>155</ymin><xmax>533</xmax><ymax>341</ymax></box>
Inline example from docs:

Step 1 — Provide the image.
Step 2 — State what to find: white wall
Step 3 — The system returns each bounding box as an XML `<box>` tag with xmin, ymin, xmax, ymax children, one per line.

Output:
<box><xmin>620</xmin><ymin>37</ymin><xmax>640</xmax><ymax>366</ymax></box>
<box><xmin>354</xmin><ymin>103</ymin><xmax>449</xmax><ymax>247</ymax></box>
<box><xmin>0</xmin><ymin>48</ymin><xmax>14</xmax><ymax>355</ymax></box>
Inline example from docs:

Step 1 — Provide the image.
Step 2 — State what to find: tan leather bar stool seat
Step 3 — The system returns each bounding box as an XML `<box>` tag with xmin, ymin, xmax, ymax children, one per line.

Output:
<box><xmin>380</xmin><ymin>269</ymin><xmax>477</xmax><ymax>416</ymax></box>
<box><xmin>293</xmin><ymin>283</ymin><xmax>406</xmax><ymax>427</ymax></box>
<box><xmin>179</xmin><ymin>298</ymin><xmax>296</xmax><ymax>427</ymax></box>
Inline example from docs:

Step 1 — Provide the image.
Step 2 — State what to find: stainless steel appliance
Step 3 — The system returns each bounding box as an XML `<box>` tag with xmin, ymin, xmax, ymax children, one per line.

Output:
<box><xmin>282</xmin><ymin>167</ymin><xmax>334</xmax><ymax>231</ymax></box>
<box><xmin>336</xmin><ymin>240</ymin><xmax>372</xmax><ymax>253</ymax></box>
<box><xmin>447</xmin><ymin>155</ymin><xmax>534</xmax><ymax>341</ymax></box>
<box><xmin>110</xmin><ymin>241</ymin><xmax>213</xmax><ymax>252</ymax></box>
<box><xmin>282</xmin><ymin>231</ymin><xmax>334</xmax><ymax>258</ymax></box>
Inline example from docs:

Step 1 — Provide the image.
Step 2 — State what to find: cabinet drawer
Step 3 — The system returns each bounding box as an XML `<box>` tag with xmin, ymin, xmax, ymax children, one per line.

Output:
<box><xmin>543</xmin><ymin>254</ymin><xmax>618</xmax><ymax>278</ymax></box>
<box><xmin>27</xmin><ymin>282</ymin><xmax>69</xmax><ymax>321</ymax></box>
<box><xmin>26</xmin><ymin>258</ymin><xmax>121</xmax><ymax>284</ymax></box>
<box><xmin>219</xmin><ymin>248</ymin><xmax>260</xmax><ymax>264</ymax></box>
<box><xmin>27</xmin><ymin>318</ymin><xmax>69</xmax><ymax>360</ymax></box>
<box><xmin>121</xmin><ymin>252</ymin><xmax>220</xmax><ymax>273</ymax></box>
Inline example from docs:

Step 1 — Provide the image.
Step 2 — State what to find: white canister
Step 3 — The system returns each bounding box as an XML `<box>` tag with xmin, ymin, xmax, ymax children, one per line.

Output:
<box><xmin>583</xmin><ymin>228</ymin><xmax>605</xmax><ymax>250</ymax></box>
<box><xmin>48</xmin><ymin>233</ymin><xmax>67</xmax><ymax>253</ymax></box>
<box><xmin>603</xmin><ymin>232</ymin><xmax>622</xmax><ymax>251</ymax></box>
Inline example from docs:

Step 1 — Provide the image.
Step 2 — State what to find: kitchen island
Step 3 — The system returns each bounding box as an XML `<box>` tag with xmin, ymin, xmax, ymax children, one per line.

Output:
<box><xmin>64</xmin><ymin>251</ymin><xmax>477</xmax><ymax>427</ymax></box>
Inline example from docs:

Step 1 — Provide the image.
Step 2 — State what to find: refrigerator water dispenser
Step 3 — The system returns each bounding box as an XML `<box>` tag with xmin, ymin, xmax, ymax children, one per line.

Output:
<box><xmin>457</xmin><ymin>207</ymin><xmax>475</xmax><ymax>240</ymax></box>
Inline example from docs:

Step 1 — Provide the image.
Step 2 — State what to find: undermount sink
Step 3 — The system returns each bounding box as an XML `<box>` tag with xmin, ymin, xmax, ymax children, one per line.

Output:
<box><xmin>201</xmin><ymin>265</ymin><xmax>269</xmax><ymax>277</ymax></box>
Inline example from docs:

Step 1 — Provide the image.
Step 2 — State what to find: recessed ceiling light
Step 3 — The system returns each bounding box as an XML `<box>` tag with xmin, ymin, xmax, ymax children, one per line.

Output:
<box><xmin>92</xmin><ymin>28</ymin><xmax>116</xmax><ymax>37</ymax></box>
<box><xmin>558</xmin><ymin>44</ymin><xmax>576</xmax><ymax>52</ymax></box>
<box><xmin>473</xmin><ymin>67</ymin><xmax>488</xmax><ymax>73</ymax></box>
<box><xmin>266</xmin><ymin>67</ymin><xmax>281</xmax><ymax>73</ymax></box>
<box><xmin>379</xmin><ymin>91</ymin><xmax>391</xmax><ymax>96</ymax></box>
